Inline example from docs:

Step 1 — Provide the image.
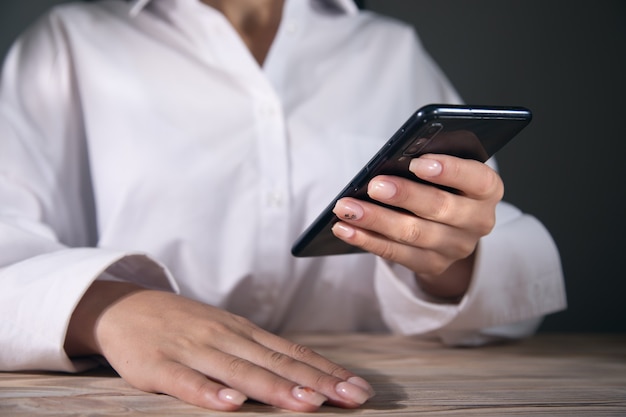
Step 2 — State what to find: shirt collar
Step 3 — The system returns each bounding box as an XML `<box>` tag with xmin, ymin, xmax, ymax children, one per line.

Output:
<box><xmin>128</xmin><ymin>0</ymin><xmax>358</xmax><ymax>17</ymax></box>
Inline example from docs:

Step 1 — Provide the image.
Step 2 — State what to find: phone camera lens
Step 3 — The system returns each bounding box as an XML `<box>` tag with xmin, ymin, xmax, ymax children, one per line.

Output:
<box><xmin>402</xmin><ymin>123</ymin><xmax>442</xmax><ymax>157</ymax></box>
<box><xmin>404</xmin><ymin>138</ymin><xmax>428</xmax><ymax>156</ymax></box>
<box><xmin>426</xmin><ymin>125</ymin><xmax>440</xmax><ymax>136</ymax></box>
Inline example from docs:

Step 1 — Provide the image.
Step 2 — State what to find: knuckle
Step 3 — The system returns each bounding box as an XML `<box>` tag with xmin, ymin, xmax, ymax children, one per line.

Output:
<box><xmin>399</xmin><ymin>222</ymin><xmax>423</xmax><ymax>245</ymax></box>
<box><xmin>266</xmin><ymin>351</ymin><xmax>293</xmax><ymax>369</ymax></box>
<box><xmin>201</xmin><ymin>319</ymin><xmax>234</xmax><ymax>339</ymax></box>
<box><xmin>156</xmin><ymin>365</ymin><xmax>186</xmax><ymax>393</ymax></box>
<box><xmin>477</xmin><ymin>214</ymin><xmax>496</xmax><ymax>235</ymax></box>
<box><xmin>478</xmin><ymin>168</ymin><xmax>504</xmax><ymax>199</ymax></box>
<box><xmin>187</xmin><ymin>377</ymin><xmax>218</xmax><ymax>403</ymax></box>
<box><xmin>312</xmin><ymin>372</ymin><xmax>331</xmax><ymax>388</ymax></box>
<box><xmin>432</xmin><ymin>261</ymin><xmax>448</xmax><ymax>276</ymax></box>
<box><xmin>326</xmin><ymin>363</ymin><xmax>350</xmax><ymax>379</ymax></box>
<box><xmin>422</xmin><ymin>253</ymin><xmax>450</xmax><ymax>276</ymax></box>
<box><xmin>133</xmin><ymin>372</ymin><xmax>165</xmax><ymax>394</ymax></box>
<box><xmin>169</xmin><ymin>366</ymin><xmax>188</xmax><ymax>386</ymax></box>
<box><xmin>226</xmin><ymin>357</ymin><xmax>251</xmax><ymax>381</ymax></box>
<box><xmin>288</xmin><ymin>343</ymin><xmax>315</xmax><ymax>361</ymax></box>
<box><xmin>231</xmin><ymin>313</ymin><xmax>256</xmax><ymax>330</ymax></box>
<box><xmin>311</xmin><ymin>363</ymin><xmax>349</xmax><ymax>387</ymax></box>
<box><xmin>430</xmin><ymin>262</ymin><xmax>449</xmax><ymax>277</ymax></box>
<box><xmin>311</xmin><ymin>371</ymin><xmax>338</xmax><ymax>390</ymax></box>
<box><xmin>429</xmin><ymin>189</ymin><xmax>452</xmax><ymax>220</ymax></box>
<box><xmin>469</xmin><ymin>207</ymin><xmax>497</xmax><ymax>236</ymax></box>
<box><xmin>457</xmin><ymin>240</ymin><xmax>478</xmax><ymax>259</ymax></box>
<box><xmin>377</xmin><ymin>240</ymin><xmax>399</xmax><ymax>261</ymax></box>
<box><xmin>165</xmin><ymin>333</ymin><xmax>195</xmax><ymax>353</ymax></box>
<box><xmin>447</xmin><ymin>158</ymin><xmax>464</xmax><ymax>180</ymax></box>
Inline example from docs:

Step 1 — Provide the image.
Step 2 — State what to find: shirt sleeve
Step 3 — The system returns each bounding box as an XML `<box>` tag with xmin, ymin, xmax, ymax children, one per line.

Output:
<box><xmin>370</xmin><ymin>24</ymin><xmax>566</xmax><ymax>344</ymax></box>
<box><xmin>0</xmin><ymin>10</ymin><xmax>178</xmax><ymax>372</ymax></box>
<box><xmin>373</xmin><ymin>201</ymin><xmax>566</xmax><ymax>345</ymax></box>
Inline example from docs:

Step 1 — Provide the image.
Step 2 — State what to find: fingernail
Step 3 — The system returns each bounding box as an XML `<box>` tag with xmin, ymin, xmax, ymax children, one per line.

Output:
<box><xmin>333</xmin><ymin>200</ymin><xmax>364</xmax><ymax>220</ymax></box>
<box><xmin>410</xmin><ymin>157</ymin><xmax>442</xmax><ymax>177</ymax></box>
<box><xmin>218</xmin><ymin>388</ymin><xmax>247</xmax><ymax>406</ymax></box>
<box><xmin>335</xmin><ymin>381</ymin><xmax>371</xmax><ymax>404</ymax></box>
<box><xmin>332</xmin><ymin>223</ymin><xmax>355</xmax><ymax>238</ymax></box>
<box><xmin>292</xmin><ymin>386</ymin><xmax>327</xmax><ymax>406</ymax></box>
<box><xmin>347</xmin><ymin>376</ymin><xmax>375</xmax><ymax>397</ymax></box>
<box><xmin>368</xmin><ymin>180</ymin><xmax>397</xmax><ymax>200</ymax></box>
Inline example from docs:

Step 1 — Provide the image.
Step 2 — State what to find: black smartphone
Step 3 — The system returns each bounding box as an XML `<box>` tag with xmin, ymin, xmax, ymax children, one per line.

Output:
<box><xmin>291</xmin><ymin>103</ymin><xmax>532</xmax><ymax>257</ymax></box>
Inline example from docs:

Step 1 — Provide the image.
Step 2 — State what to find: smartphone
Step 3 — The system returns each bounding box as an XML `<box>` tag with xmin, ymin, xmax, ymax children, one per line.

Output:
<box><xmin>291</xmin><ymin>103</ymin><xmax>532</xmax><ymax>257</ymax></box>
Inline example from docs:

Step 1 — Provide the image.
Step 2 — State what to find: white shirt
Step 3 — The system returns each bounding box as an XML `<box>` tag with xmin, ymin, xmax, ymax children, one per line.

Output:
<box><xmin>0</xmin><ymin>0</ymin><xmax>566</xmax><ymax>372</ymax></box>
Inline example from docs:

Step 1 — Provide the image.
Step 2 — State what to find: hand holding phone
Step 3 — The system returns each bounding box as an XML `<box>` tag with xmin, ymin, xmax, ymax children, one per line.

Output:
<box><xmin>291</xmin><ymin>104</ymin><xmax>532</xmax><ymax>258</ymax></box>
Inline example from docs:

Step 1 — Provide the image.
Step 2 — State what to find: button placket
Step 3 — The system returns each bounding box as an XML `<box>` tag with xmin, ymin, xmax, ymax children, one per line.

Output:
<box><xmin>250</xmin><ymin>92</ymin><xmax>291</xmax><ymax>322</ymax></box>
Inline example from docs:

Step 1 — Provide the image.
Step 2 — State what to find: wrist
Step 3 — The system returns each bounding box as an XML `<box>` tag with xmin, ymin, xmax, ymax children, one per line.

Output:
<box><xmin>64</xmin><ymin>280</ymin><xmax>144</xmax><ymax>357</ymax></box>
<box><xmin>415</xmin><ymin>253</ymin><xmax>474</xmax><ymax>302</ymax></box>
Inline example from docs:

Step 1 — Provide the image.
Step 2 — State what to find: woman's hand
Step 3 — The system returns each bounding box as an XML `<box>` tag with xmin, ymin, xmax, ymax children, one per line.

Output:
<box><xmin>331</xmin><ymin>154</ymin><xmax>504</xmax><ymax>300</ymax></box>
<box><xmin>65</xmin><ymin>281</ymin><xmax>374</xmax><ymax>412</ymax></box>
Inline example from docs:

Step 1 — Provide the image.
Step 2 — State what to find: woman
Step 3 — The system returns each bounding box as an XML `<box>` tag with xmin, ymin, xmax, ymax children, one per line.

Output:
<box><xmin>0</xmin><ymin>0</ymin><xmax>565</xmax><ymax>412</ymax></box>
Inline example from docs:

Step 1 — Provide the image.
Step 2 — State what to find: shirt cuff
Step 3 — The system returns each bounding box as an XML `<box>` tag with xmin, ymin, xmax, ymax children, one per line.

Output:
<box><xmin>0</xmin><ymin>248</ymin><xmax>177</xmax><ymax>372</ymax></box>
<box><xmin>374</xmin><ymin>257</ymin><xmax>461</xmax><ymax>334</ymax></box>
<box><xmin>444</xmin><ymin>208</ymin><xmax>566</xmax><ymax>331</ymax></box>
<box><xmin>373</xmin><ymin>201</ymin><xmax>566</xmax><ymax>341</ymax></box>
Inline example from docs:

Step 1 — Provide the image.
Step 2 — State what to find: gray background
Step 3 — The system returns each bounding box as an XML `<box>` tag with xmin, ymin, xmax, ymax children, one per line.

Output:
<box><xmin>1</xmin><ymin>1</ymin><xmax>624</xmax><ymax>333</ymax></box>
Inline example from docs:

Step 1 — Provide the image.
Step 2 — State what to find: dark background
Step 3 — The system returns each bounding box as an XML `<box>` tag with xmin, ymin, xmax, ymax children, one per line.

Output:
<box><xmin>1</xmin><ymin>1</ymin><xmax>624</xmax><ymax>333</ymax></box>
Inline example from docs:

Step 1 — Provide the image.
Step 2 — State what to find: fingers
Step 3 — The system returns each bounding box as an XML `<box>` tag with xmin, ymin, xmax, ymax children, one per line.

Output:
<box><xmin>181</xmin><ymin>348</ymin><xmax>329</xmax><ymax>411</ymax></box>
<box><xmin>155</xmin><ymin>338</ymin><xmax>372</xmax><ymax>412</ymax></box>
<box><xmin>410</xmin><ymin>154</ymin><xmax>504</xmax><ymax>202</ymax></box>
<box><xmin>348</xmin><ymin>154</ymin><xmax>501</xmax><ymax>232</ymax></box>
<box><xmin>239</xmin><ymin>327</ymin><xmax>375</xmax><ymax>407</ymax></box>
<box><xmin>250</xmin><ymin>327</ymin><xmax>355</xmax><ymax>380</ymax></box>
<box><xmin>256</xmin><ymin>331</ymin><xmax>376</xmax><ymax>406</ymax></box>
<box><xmin>148</xmin><ymin>358</ymin><xmax>332</xmax><ymax>412</ymax></box>
<box><xmin>368</xmin><ymin>176</ymin><xmax>475</xmax><ymax>227</ymax></box>
<box><xmin>332</xmin><ymin>216</ymin><xmax>461</xmax><ymax>275</ymax></box>
<box><xmin>330</xmin><ymin>155</ymin><xmax>503</xmax><ymax>271</ymax></box>
<box><xmin>150</xmin><ymin>360</ymin><xmax>248</xmax><ymax>411</ymax></box>
<box><xmin>181</xmin><ymin>324</ymin><xmax>374</xmax><ymax>409</ymax></box>
<box><xmin>96</xmin><ymin>290</ymin><xmax>374</xmax><ymax>413</ymax></box>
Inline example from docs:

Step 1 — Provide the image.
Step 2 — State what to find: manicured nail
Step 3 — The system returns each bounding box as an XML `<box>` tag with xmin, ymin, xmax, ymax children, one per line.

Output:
<box><xmin>218</xmin><ymin>388</ymin><xmax>247</xmax><ymax>406</ymax></box>
<box><xmin>335</xmin><ymin>381</ymin><xmax>371</xmax><ymax>404</ymax></box>
<box><xmin>347</xmin><ymin>376</ymin><xmax>375</xmax><ymax>397</ymax></box>
<box><xmin>410</xmin><ymin>157</ymin><xmax>442</xmax><ymax>177</ymax></box>
<box><xmin>332</xmin><ymin>223</ymin><xmax>355</xmax><ymax>238</ymax></box>
<box><xmin>292</xmin><ymin>386</ymin><xmax>327</xmax><ymax>406</ymax></box>
<box><xmin>333</xmin><ymin>200</ymin><xmax>364</xmax><ymax>221</ymax></box>
<box><xmin>368</xmin><ymin>180</ymin><xmax>397</xmax><ymax>200</ymax></box>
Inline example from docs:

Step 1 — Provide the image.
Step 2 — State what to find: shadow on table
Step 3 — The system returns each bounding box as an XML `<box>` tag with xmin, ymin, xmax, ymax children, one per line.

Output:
<box><xmin>364</xmin><ymin>369</ymin><xmax>407</xmax><ymax>411</ymax></box>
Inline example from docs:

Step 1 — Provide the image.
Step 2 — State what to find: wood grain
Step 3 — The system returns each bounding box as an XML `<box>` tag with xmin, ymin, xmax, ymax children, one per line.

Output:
<box><xmin>1</xmin><ymin>333</ymin><xmax>625</xmax><ymax>416</ymax></box>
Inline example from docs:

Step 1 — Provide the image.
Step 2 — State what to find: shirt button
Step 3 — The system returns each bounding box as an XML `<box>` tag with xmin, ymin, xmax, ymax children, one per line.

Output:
<box><xmin>258</xmin><ymin>103</ymin><xmax>277</xmax><ymax>118</ymax></box>
<box><xmin>267</xmin><ymin>191</ymin><xmax>283</xmax><ymax>207</ymax></box>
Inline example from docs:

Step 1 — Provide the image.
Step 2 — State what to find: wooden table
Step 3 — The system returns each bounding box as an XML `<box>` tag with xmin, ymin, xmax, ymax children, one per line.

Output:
<box><xmin>1</xmin><ymin>333</ymin><xmax>625</xmax><ymax>416</ymax></box>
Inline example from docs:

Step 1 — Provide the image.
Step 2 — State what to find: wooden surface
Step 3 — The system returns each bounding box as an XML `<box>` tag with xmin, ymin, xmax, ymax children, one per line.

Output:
<box><xmin>1</xmin><ymin>333</ymin><xmax>625</xmax><ymax>416</ymax></box>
